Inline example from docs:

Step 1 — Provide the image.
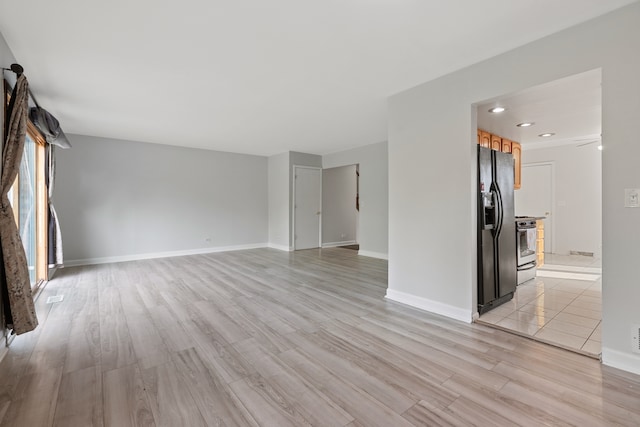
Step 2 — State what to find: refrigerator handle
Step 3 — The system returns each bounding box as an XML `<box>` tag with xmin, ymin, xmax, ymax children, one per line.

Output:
<box><xmin>493</xmin><ymin>184</ymin><xmax>503</xmax><ymax>237</ymax></box>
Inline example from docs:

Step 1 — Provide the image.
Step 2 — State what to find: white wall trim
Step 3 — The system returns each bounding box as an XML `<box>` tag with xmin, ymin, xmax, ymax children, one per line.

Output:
<box><xmin>322</xmin><ymin>240</ymin><xmax>357</xmax><ymax>248</ymax></box>
<box><xmin>385</xmin><ymin>289</ymin><xmax>472</xmax><ymax>323</ymax></box>
<box><xmin>64</xmin><ymin>243</ymin><xmax>268</xmax><ymax>267</ymax></box>
<box><xmin>358</xmin><ymin>250</ymin><xmax>388</xmax><ymax>260</ymax></box>
<box><xmin>268</xmin><ymin>243</ymin><xmax>293</xmax><ymax>252</ymax></box>
<box><xmin>602</xmin><ymin>347</ymin><xmax>640</xmax><ymax>376</ymax></box>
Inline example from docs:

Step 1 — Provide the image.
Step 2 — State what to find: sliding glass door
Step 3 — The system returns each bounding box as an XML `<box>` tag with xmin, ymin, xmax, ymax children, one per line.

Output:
<box><xmin>8</xmin><ymin>125</ymin><xmax>47</xmax><ymax>290</ymax></box>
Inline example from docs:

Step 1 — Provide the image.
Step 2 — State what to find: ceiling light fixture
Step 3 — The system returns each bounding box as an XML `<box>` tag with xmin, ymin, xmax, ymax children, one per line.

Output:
<box><xmin>488</xmin><ymin>107</ymin><xmax>506</xmax><ymax>113</ymax></box>
<box><xmin>517</xmin><ymin>122</ymin><xmax>534</xmax><ymax>127</ymax></box>
<box><xmin>597</xmin><ymin>145</ymin><xmax>603</xmax><ymax>151</ymax></box>
<box><xmin>539</xmin><ymin>133</ymin><xmax>555</xmax><ymax>138</ymax></box>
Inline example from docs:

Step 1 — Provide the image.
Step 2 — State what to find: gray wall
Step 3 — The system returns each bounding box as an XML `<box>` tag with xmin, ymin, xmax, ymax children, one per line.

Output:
<box><xmin>388</xmin><ymin>3</ymin><xmax>640</xmax><ymax>374</ymax></box>
<box><xmin>57</xmin><ymin>135</ymin><xmax>268</xmax><ymax>264</ymax></box>
<box><xmin>322</xmin><ymin>165</ymin><xmax>357</xmax><ymax>246</ymax></box>
<box><xmin>323</xmin><ymin>141</ymin><xmax>388</xmax><ymax>258</ymax></box>
<box><xmin>519</xmin><ymin>144</ymin><xmax>602</xmax><ymax>257</ymax></box>
<box><xmin>268</xmin><ymin>152</ymin><xmax>290</xmax><ymax>250</ymax></box>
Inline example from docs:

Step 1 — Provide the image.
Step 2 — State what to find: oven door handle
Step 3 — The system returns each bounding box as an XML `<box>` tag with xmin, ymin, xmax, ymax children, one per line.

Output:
<box><xmin>518</xmin><ymin>262</ymin><xmax>537</xmax><ymax>271</ymax></box>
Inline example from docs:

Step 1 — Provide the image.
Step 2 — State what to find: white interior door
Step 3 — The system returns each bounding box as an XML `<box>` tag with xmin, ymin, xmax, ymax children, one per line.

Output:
<box><xmin>515</xmin><ymin>163</ymin><xmax>553</xmax><ymax>253</ymax></box>
<box><xmin>294</xmin><ymin>166</ymin><xmax>322</xmax><ymax>250</ymax></box>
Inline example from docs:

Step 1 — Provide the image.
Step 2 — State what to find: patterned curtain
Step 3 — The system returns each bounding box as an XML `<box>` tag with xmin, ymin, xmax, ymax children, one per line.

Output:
<box><xmin>0</xmin><ymin>74</ymin><xmax>38</xmax><ymax>335</ymax></box>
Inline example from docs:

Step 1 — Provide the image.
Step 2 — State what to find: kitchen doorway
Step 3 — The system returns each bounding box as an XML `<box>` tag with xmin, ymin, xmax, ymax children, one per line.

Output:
<box><xmin>475</xmin><ymin>69</ymin><xmax>603</xmax><ymax>358</ymax></box>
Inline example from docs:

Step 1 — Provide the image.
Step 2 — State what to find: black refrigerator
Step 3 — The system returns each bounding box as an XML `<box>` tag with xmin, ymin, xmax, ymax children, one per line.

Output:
<box><xmin>477</xmin><ymin>146</ymin><xmax>517</xmax><ymax>314</ymax></box>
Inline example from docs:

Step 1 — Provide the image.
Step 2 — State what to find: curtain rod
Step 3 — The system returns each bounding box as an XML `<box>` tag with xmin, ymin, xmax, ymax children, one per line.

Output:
<box><xmin>2</xmin><ymin>64</ymin><xmax>71</xmax><ymax>148</ymax></box>
<box><xmin>2</xmin><ymin>64</ymin><xmax>72</xmax><ymax>148</ymax></box>
<box><xmin>1</xmin><ymin>63</ymin><xmax>24</xmax><ymax>76</ymax></box>
<box><xmin>2</xmin><ymin>62</ymin><xmax>41</xmax><ymax>107</ymax></box>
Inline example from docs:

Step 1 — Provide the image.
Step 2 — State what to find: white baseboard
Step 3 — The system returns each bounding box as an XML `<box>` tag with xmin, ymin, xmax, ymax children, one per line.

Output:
<box><xmin>267</xmin><ymin>243</ymin><xmax>292</xmax><ymax>252</ymax></box>
<box><xmin>322</xmin><ymin>240</ymin><xmax>357</xmax><ymax>248</ymax></box>
<box><xmin>64</xmin><ymin>243</ymin><xmax>269</xmax><ymax>267</ymax></box>
<box><xmin>385</xmin><ymin>288</ymin><xmax>473</xmax><ymax>323</ymax></box>
<box><xmin>358</xmin><ymin>250</ymin><xmax>388</xmax><ymax>260</ymax></box>
<box><xmin>602</xmin><ymin>347</ymin><xmax>640</xmax><ymax>375</ymax></box>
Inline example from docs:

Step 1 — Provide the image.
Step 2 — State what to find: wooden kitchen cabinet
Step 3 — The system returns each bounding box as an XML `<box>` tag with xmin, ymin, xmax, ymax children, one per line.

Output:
<box><xmin>536</xmin><ymin>220</ymin><xmax>545</xmax><ymax>267</ymax></box>
<box><xmin>512</xmin><ymin>141</ymin><xmax>522</xmax><ymax>189</ymax></box>
<box><xmin>491</xmin><ymin>134</ymin><xmax>502</xmax><ymax>151</ymax></box>
<box><xmin>479</xmin><ymin>130</ymin><xmax>491</xmax><ymax>148</ymax></box>
<box><xmin>477</xmin><ymin>129</ymin><xmax>522</xmax><ymax>191</ymax></box>
<box><xmin>501</xmin><ymin>138</ymin><xmax>512</xmax><ymax>153</ymax></box>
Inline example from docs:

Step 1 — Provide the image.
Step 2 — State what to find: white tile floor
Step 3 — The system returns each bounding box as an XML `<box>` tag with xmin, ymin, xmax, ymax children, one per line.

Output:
<box><xmin>477</xmin><ymin>253</ymin><xmax>602</xmax><ymax>357</ymax></box>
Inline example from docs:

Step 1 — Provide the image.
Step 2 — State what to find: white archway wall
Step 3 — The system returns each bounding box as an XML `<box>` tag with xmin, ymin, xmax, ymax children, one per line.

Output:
<box><xmin>388</xmin><ymin>4</ymin><xmax>640</xmax><ymax>374</ymax></box>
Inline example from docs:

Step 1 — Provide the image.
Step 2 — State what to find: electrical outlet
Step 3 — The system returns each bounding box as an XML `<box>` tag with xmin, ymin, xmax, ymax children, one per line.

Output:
<box><xmin>633</xmin><ymin>324</ymin><xmax>640</xmax><ymax>354</ymax></box>
<box><xmin>624</xmin><ymin>189</ymin><xmax>639</xmax><ymax>208</ymax></box>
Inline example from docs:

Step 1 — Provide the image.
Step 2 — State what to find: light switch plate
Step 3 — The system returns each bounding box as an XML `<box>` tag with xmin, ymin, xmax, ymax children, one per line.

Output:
<box><xmin>624</xmin><ymin>188</ymin><xmax>639</xmax><ymax>208</ymax></box>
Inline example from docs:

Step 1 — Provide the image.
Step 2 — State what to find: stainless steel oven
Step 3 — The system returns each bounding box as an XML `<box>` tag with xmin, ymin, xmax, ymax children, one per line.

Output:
<box><xmin>516</xmin><ymin>218</ymin><xmax>537</xmax><ymax>284</ymax></box>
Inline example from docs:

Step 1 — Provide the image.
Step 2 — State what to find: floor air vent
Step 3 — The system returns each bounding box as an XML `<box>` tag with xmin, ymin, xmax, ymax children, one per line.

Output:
<box><xmin>569</xmin><ymin>250</ymin><xmax>594</xmax><ymax>257</ymax></box>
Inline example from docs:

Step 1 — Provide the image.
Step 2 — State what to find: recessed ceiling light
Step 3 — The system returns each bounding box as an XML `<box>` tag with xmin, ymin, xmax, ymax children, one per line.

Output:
<box><xmin>539</xmin><ymin>133</ymin><xmax>555</xmax><ymax>138</ymax></box>
<box><xmin>517</xmin><ymin>122</ymin><xmax>534</xmax><ymax>127</ymax></box>
<box><xmin>597</xmin><ymin>145</ymin><xmax>603</xmax><ymax>151</ymax></box>
<box><xmin>488</xmin><ymin>107</ymin><xmax>506</xmax><ymax>113</ymax></box>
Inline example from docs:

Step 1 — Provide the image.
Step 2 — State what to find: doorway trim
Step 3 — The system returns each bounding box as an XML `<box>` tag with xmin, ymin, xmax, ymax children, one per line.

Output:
<box><xmin>292</xmin><ymin>165</ymin><xmax>322</xmax><ymax>250</ymax></box>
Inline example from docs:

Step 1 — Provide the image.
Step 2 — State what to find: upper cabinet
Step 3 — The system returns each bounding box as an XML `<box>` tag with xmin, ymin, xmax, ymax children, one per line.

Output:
<box><xmin>479</xmin><ymin>130</ymin><xmax>491</xmax><ymax>148</ymax></box>
<box><xmin>501</xmin><ymin>138</ymin><xmax>512</xmax><ymax>153</ymax></box>
<box><xmin>511</xmin><ymin>141</ymin><xmax>522</xmax><ymax>190</ymax></box>
<box><xmin>490</xmin><ymin>134</ymin><xmax>502</xmax><ymax>151</ymax></box>
<box><xmin>477</xmin><ymin>129</ymin><xmax>521</xmax><ymax>190</ymax></box>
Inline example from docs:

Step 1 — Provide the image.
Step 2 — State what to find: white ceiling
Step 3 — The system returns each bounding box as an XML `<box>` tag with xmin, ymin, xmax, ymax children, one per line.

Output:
<box><xmin>0</xmin><ymin>1</ymin><xmax>635</xmax><ymax>156</ymax></box>
<box><xmin>477</xmin><ymin>69</ymin><xmax>602</xmax><ymax>150</ymax></box>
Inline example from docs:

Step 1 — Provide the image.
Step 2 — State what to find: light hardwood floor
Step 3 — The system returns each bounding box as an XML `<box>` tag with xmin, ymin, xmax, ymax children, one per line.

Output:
<box><xmin>1</xmin><ymin>247</ymin><xmax>639</xmax><ymax>426</ymax></box>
